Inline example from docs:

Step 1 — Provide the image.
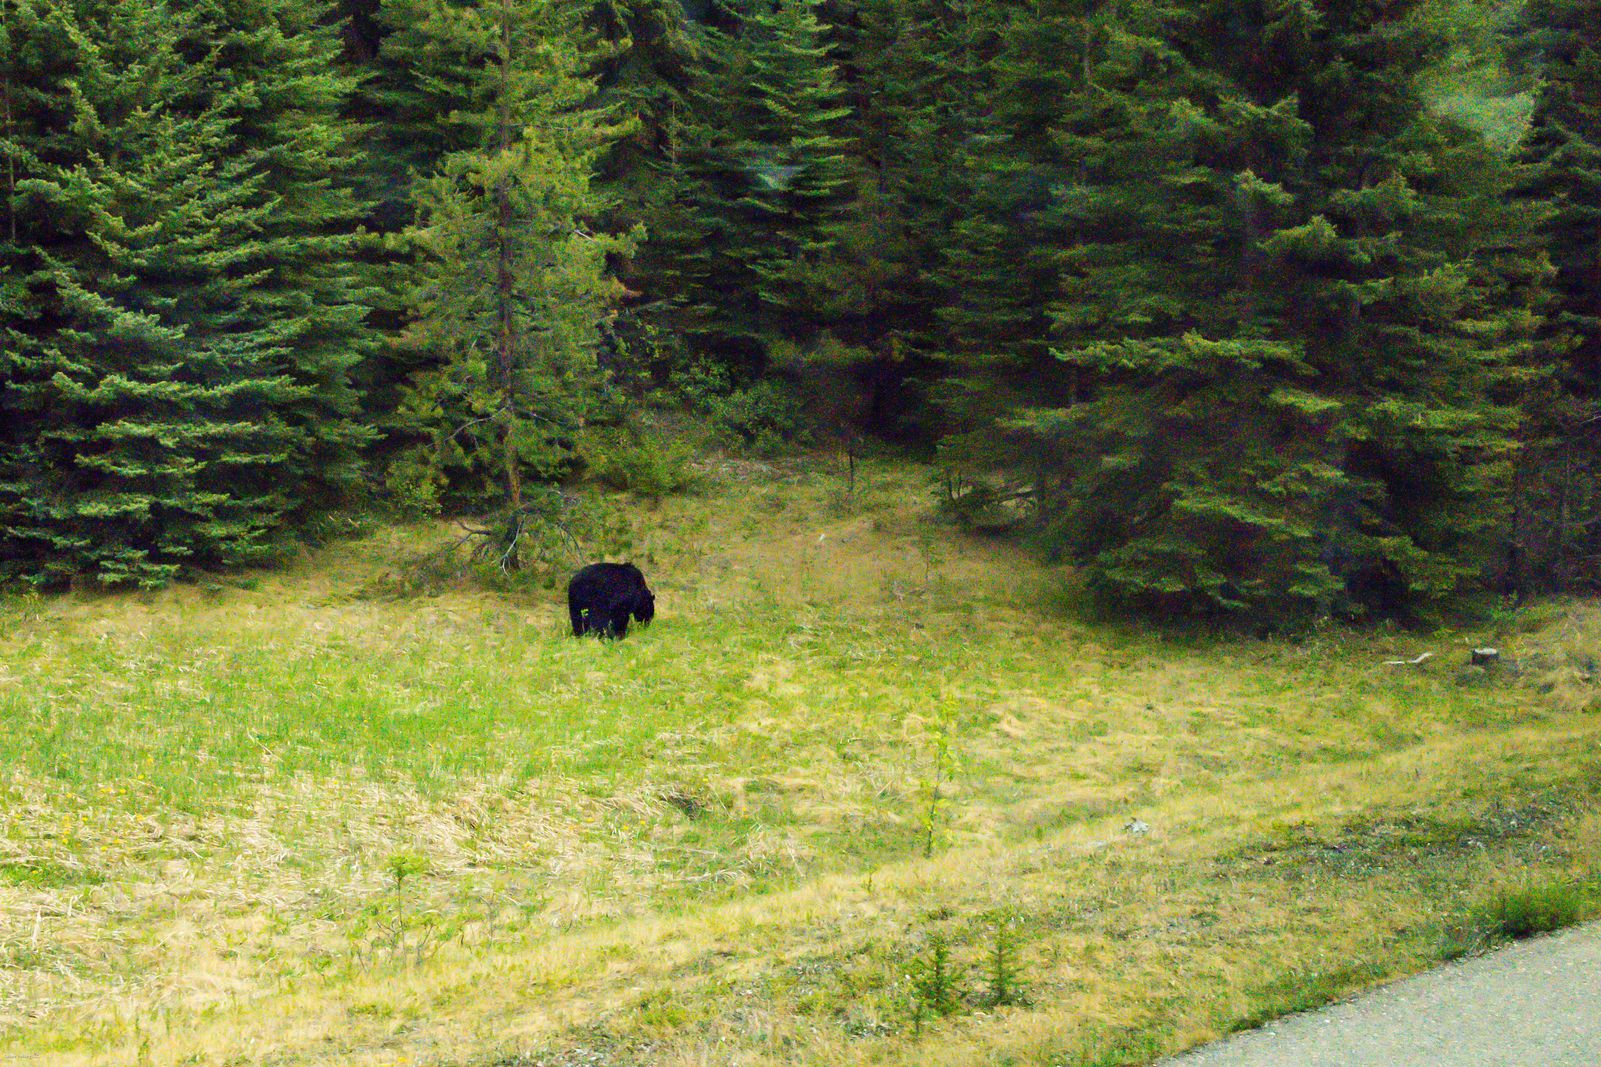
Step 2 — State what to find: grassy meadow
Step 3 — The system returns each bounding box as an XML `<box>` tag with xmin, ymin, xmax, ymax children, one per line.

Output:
<box><xmin>2</xmin><ymin>456</ymin><xmax>1600</xmax><ymax>1066</ymax></box>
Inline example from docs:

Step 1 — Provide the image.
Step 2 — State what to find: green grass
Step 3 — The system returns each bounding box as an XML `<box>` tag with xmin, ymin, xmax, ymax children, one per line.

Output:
<box><xmin>0</xmin><ymin>856</ymin><xmax>105</xmax><ymax>889</ymax></box>
<box><xmin>1441</xmin><ymin>875</ymin><xmax>1601</xmax><ymax>959</ymax></box>
<box><xmin>1478</xmin><ymin>879</ymin><xmax>1596</xmax><ymax>940</ymax></box>
<box><xmin>0</xmin><ymin>455</ymin><xmax>1598</xmax><ymax>1066</ymax></box>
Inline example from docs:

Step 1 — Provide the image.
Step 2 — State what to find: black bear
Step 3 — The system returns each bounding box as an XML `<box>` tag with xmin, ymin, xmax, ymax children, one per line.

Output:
<box><xmin>568</xmin><ymin>562</ymin><xmax>655</xmax><ymax>638</ymax></box>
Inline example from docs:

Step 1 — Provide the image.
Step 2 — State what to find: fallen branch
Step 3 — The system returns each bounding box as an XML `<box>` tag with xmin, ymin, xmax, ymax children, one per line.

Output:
<box><xmin>1383</xmin><ymin>652</ymin><xmax>1434</xmax><ymax>666</ymax></box>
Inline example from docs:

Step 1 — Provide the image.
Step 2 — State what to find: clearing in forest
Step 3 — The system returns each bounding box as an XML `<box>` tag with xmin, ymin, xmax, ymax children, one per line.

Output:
<box><xmin>1</xmin><ymin>458</ymin><xmax>1598</xmax><ymax>1066</ymax></box>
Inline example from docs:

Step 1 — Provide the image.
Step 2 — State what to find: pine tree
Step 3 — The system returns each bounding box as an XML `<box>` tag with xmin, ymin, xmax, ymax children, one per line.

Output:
<box><xmin>585</xmin><ymin>0</ymin><xmax>706</xmax><ymax>384</ymax></box>
<box><xmin>796</xmin><ymin>0</ymin><xmax>975</xmax><ymax>437</ymax></box>
<box><xmin>0</xmin><ymin>0</ymin><xmax>373</xmax><ymax>587</ymax></box>
<box><xmin>388</xmin><ymin>0</ymin><xmax>630</xmax><ymax>524</ymax></box>
<box><xmin>648</xmin><ymin>0</ymin><xmax>852</xmax><ymax>372</ymax></box>
<box><xmin>1</xmin><ymin>0</ymin><xmax>294</xmax><ymax>585</ymax></box>
<box><xmin>932</xmin><ymin>2</ymin><xmax>1159</xmax><ymax>510</ymax></box>
<box><xmin>1015</xmin><ymin>0</ymin><xmax>1519</xmax><ymax>621</ymax></box>
<box><xmin>190</xmin><ymin>0</ymin><xmax>377</xmax><ymax>518</ymax></box>
<box><xmin>1507</xmin><ymin>0</ymin><xmax>1601</xmax><ymax>591</ymax></box>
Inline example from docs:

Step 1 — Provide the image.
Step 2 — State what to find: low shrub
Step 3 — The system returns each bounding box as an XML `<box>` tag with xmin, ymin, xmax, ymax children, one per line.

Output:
<box><xmin>666</xmin><ymin>359</ymin><xmax>812</xmax><ymax>457</ymax></box>
<box><xmin>1476</xmin><ymin>877</ymin><xmax>1593</xmax><ymax>941</ymax></box>
<box><xmin>587</xmin><ymin>429</ymin><xmax>700</xmax><ymax>498</ymax></box>
<box><xmin>703</xmin><ymin>380</ymin><xmax>811</xmax><ymax>456</ymax></box>
<box><xmin>1443</xmin><ymin>874</ymin><xmax>1597</xmax><ymax>959</ymax></box>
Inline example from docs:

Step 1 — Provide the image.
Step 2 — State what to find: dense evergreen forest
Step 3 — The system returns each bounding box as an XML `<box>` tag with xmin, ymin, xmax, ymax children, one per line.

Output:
<box><xmin>1</xmin><ymin>0</ymin><xmax>1597</xmax><ymax>625</ymax></box>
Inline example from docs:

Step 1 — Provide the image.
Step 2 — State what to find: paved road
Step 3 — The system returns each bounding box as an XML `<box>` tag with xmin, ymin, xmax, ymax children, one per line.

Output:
<box><xmin>1160</xmin><ymin>922</ymin><xmax>1601</xmax><ymax>1066</ymax></box>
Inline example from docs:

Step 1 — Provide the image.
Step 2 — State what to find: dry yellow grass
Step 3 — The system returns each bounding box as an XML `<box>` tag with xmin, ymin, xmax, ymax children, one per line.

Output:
<box><xmin>1</xmin><ymin>456</ymin><xmax>1598</xmax><ymax>1065</ymax></box>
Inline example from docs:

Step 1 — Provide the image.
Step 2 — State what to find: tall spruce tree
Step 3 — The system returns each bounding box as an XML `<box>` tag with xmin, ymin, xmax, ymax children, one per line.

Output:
<box><xmin>1507</xmin><ymin>0</ymin><xmax>1601</xmax><ymax>591</ymax></box>
<box><xmin>368</xmin><ymin>0</ymin><xmax>501</xmax><ymax>228</ymax></box>
<box><xmin>650</xmin><ymin>0</ymin><xmax>852</xmax><ymax>372</ymax></box>
<box><xmin>793</xmin><ymin>0</ymin><xmax>975</xmax><ymax>436</ymax></box>
<box><xmin>0</xmin><ymin>0</ymin><xmax>349</xmax><ymax>586</ymax></box>
<box><xmin>736</xmin><ymin>0</ymin><xmax>853</xmax><ymax>339</ymax></box>
<box><xmin>1019</xmin><ymin>0</ymin><xmax>1520</xmax><ymax>621</ymax></box>
<box><xmin>585</xmin><ymin>0</ymin><xmax>707</xmax><ymax>383</ymax></box>
<box><xmin>191</xmin><ymin>0</ymin><xmax>377</xmax><ymax>519</ymax></box>
<box><xmin>589</xmin><ymin>0</ymin><xmax>701</xmax><ymax>253</ymax></box>
<box><xmin>0</xmin><ymin>0</ymin><xmax>373</xmax><ymax>587</ymax></box>
<box><xmin>932</xmin><ymin>1</ymin><xmax>1166</xmax><ymax>507</ymax></box>
<box><xmin>387</xmin><ymin>0</ymin><xmax>630</xmax><ymax>522</ymax></box>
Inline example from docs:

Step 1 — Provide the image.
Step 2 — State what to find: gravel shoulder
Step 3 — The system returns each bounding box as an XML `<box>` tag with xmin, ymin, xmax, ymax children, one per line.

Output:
<box><xmin>1161</xmin><ymin>921</ymin><xmax>1601</xmax><ymax>1067</ymax></box>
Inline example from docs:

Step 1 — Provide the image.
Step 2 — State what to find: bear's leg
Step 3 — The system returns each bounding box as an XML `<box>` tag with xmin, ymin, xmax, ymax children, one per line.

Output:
<box><xmin>608</xmin><ymin>608</ymin><xmax>630</xmax><ymax>638</ymax></box>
